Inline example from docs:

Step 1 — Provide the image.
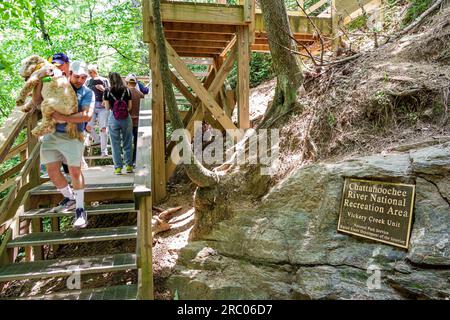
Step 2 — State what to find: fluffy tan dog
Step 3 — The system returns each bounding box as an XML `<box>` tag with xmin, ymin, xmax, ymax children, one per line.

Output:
<box><xmin>16</xmin><ymin>55</ymin><xmax>80</xmax><ymax>140</ymax></box>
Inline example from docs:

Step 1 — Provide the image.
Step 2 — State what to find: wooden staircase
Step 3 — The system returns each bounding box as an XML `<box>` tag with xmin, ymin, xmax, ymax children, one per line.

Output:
<box><xmin>0</xmin><ymin>170</ymin><xmax>139</xmax><ymax>299</ymax></box>
<box><xmin>0</xmin><ymin>100</ymin><xmax>154</xmax><ymax>300</ymax></box>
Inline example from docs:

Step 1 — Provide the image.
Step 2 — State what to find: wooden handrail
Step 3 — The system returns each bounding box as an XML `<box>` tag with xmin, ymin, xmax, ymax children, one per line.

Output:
<box><xmin>133</xmin><ymin>98</ymin><xmax>153</xmax><ymax>300</ymax></box>
<box><xmin>306</xmin><ymin>0</ymin><xmax>328</xmax><ymax>15</ymax></box>
<box><xmin>0</xmin><ymin>160</ymin><xmax>26</xmax><ymax>183</ymax></box>
<box><xmin>0</xmin><ymin>141</ymin><xmax>41</xmax><ymax>227</ymax></box>
<box><xmin>0</xmin><ymin>109</ymin><xmax>30</xmax><ymax>163</ymax></box>
<box><xmin>0</xmin><ymin>228</ymin><xmax>13</xmax><ymax>266</ymax></box>
<box><xmin>3</xmin><ymin>141</ymin><xmax>28</xmax><ymax>163</ymax></box>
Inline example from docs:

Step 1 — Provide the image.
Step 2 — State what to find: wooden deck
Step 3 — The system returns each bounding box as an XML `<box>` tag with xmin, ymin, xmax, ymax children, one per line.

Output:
<box><xmin>144</xmin><ymin>0</ymin><xmax>332</xmax><ymax>57</ymax></box>
<box><xmin>29</xmin><ymin>165</ymin><xmax>136</xmax><ymax>204</ymax></box>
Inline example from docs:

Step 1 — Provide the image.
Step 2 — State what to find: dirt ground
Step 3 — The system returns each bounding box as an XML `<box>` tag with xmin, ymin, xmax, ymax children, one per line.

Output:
<box><xmin>152</xmin><ymin>181</ymin><xmax>197</xmax><ymax>300</ymax></box>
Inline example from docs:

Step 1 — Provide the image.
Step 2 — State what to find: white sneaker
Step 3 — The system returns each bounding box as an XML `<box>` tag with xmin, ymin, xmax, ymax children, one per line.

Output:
<box><xmin>101</xmin><ymin>150</ymin><xmax>109</xmax><ymax>157</ymax></box>
<box><xmin>73</xmin><ymin>208</ymin><xmax>88</xmax><ymax>228</ymax></box>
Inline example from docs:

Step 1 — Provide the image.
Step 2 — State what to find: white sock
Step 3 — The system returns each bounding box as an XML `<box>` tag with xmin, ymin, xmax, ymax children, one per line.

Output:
<box><xmin>58</xmin><ymin>185</ymin><xmax>74</xmax><ymax>200</ymax></box>
<box><xmin>73</xmin><ymin>189</ymin><xmax>85</xmax><ymax>209</ymax></box>
<box><xmin>100</xmin><ymin>131</ymin><xmax>108</xmax><ymax>153</ymax></box>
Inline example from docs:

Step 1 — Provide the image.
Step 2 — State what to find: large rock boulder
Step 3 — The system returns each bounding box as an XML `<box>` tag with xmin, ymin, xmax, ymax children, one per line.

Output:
<box><xmin>168</xmin><ymin>142</ymin><xmax>450</xmax><ymax>299</ymax></box>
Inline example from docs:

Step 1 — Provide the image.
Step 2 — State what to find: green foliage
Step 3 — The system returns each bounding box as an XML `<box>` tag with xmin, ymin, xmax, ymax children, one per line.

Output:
<box><xmin>347</xmin><ymin>14</ymin><xmax>369</xmax><ymax>31</ymax></box>
<box><xmin>0</xmin><ymin>0</ymin><xmax>33</xmax><ymax>22</ymax></box>
<box><xmin>403</xmin><ymin>0</ymin><xmax>433</xmax><ymax>26</ymax></box>
<box><xmin>0</xmin><ymin>0</ymin><xmax>148</xmax><ymax>120</ymax></box>
<box><xmin>228</xmin><ymin>52</ymin><xmax>274</xmax><ymax>89</ymax></box>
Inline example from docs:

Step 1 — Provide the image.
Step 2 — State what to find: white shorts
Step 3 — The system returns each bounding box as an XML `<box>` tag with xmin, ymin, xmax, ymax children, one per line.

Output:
<box><xmin>40</xmin><ymin>132</ymin><xmax>85</xmax><ymax>167</ymax></box>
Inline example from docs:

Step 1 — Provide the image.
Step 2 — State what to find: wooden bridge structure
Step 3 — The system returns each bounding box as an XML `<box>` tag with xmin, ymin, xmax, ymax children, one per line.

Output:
<box><xmin>142</xmin><ymin>0</ymin><xmax>383</xmax><ymax>204</ymax></box>
<box><xmin>0</xmin><ymin>0</ymin><xmax>382</xmax><ymax>300</ymax></box>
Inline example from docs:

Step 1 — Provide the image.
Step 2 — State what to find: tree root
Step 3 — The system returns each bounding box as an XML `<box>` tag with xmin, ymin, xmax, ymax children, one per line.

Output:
<box><xmin>151</xmin><ymin>206</ymin><xmax>183</xmax><ymax>244</ymax></box>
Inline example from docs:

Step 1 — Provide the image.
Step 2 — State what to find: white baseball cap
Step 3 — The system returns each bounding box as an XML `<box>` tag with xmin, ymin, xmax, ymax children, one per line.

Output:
<box><xmin>125</xmin><ymin>73</ymin><xmax>137</xmax><ymax>82</ymax></box>
<box><xmin>70</xmin><ymin>61</ymin><xmax>88</xmax><ymax>76</ymax></box>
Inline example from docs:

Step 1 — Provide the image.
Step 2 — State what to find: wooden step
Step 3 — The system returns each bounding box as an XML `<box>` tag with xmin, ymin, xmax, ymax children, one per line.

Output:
<box><xmin>20</xmin><ymin>203</ymin><xmax>137</xmax><ymax>219</ymax></box>
<box><xmin>7</xmin><ymin>226</ymin><xmax>137</xmax><ymax>248</ymax></box>
<box><xmin>13</xmin><ymin>284</ymin><xmax>137</xmax><ymax>300</ymax></box>
<box><xmin>86</xmin><ymin>144</ymin><xmax>112</xmax><ymax>149</ymax></box>
<box><xmin>0</xmin><ymin>253</ymin><xmax>136</xmax><ymax>282</ymax></box>
<box><xmin>30</xmin><ymin>182</ymin><xmax>134</xmax><ymax>196</ymax></box>
<box><xmin>84</xmin><ymin>155</ymin><xmax>113</xmax><ymax>160</ymax></box>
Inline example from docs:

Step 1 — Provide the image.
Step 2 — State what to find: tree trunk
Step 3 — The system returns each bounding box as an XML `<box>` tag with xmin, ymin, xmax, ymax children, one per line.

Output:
<box><xmin>151</xmin><ymin>0</ymin><xmax>218</xmax><ymax>188</ymax></box>
<box><xmin>33</xmin><ymin>5</ymin><xmax>51</xmax><ymax>44</ymax></box>
<box><xmin>258</xmin><ymin>0</ymin><xmax>303</xmax><ymax>127</ymax></box>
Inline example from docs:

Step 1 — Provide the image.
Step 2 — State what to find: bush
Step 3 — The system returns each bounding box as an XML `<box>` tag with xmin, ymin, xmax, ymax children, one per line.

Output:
<box><xmin>228</xmin><ymin>52</ymin><xmax>274</xmax><ymax>89</ymax></box>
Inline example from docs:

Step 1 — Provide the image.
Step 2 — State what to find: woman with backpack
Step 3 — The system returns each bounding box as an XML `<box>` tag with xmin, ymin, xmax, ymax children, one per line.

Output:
<box><xmin>103</xmin><ymin>72</ymin><xmax>133</xmax><ymax>175</ymax></box>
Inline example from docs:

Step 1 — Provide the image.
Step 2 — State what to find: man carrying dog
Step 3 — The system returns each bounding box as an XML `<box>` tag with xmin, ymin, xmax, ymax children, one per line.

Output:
<box><xmin>32</xmin><ymin>60</ymin><xmax>94</xmax><ymax>228</ymax></box>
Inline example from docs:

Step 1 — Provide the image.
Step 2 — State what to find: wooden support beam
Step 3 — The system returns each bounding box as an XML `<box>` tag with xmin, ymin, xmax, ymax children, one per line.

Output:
<box><xmin>219</xmin><ymin>36</ymin><xmax>237</xmax><ymax>59</ymax></box>
<box><xmin>331</xmin><ymin>0</ymin><xmax>340</xmax><ymax>52</ymax></box>
<box><xmin>148</xmin><ymin>6</ymin><xmax>167</xmax><ymax>205</ymax></box>
<box><xmin>165</xmin><ymin>40</ymin><xmax>237</xmax><ymax>131</ymax></box>
<box><xmin>342</xmin><ymin>0</ymin><xmax>383</xmax><ymax>25</ymax></box>
<box><xmin>142</xmin><ymin>0</ymin><xmax>151</xmax><ymax>43</ymax></box>
<box><xmin>237</xmin><ymin>25</ymin><xmax>250</xmax><ymax>129</ymax></box>
<box><xmin>254</xmin><ymin>10</ymin><xmax>332</xmax><ymax>36</ymax></box>
<box><xmin>165</xmin><ymin>31</ymin><xmax>234</xmax><ymax>42</ymax></box>
<box><xmin>178</xmin><ymin>53</ymin><xmax>217</xmax><ymax>58</ymax></box>
<box><xmin>161</xmin><ymin>1</ymin><xmax>245</xmax><ymax>25</ymax></box>
<box><xmin>254</xmin><ymin>32</ymin><xmax>316</xmax><ymax>42</ymax></box>
<box><xmin>251</xmin><ymin>42</ymin><xmax>314</xmax><ymax>52</ymax></box>
<box><xmin>31</xmin><ymin>218</ymin><xmax>43</xmax><ymax>261</ymax></box>
<box><xmin>247</xmin><ymin>0</ymin><xmax>256</xmax><ymax>44</ymax></box>
<box><xmin>209</xmin><ymin>46</ymin><xmax>236</xmax><ymax>98</ymax></box>
<box><xmin>165</xmin><ymin>44</ymin><xmax>236</xmax><ymax>166</ymax></box>
<box><xmin>181</xmin><ymin>57</ymin><xmax>214</xmax><ymax>65</ymax></box>
<box><xmin>170</xmin><ymin>71</ymin><xmax>197</xmax><ymax>106</ymax></box>
<box><xmin>168</xmin><ymin>39</ymin><xmax>229</xmax><ymax>49</ymax></box>
<box><xmin>172</xmin><ymin>46</ymin><xmax>223</xmax><ymax>55</ymax></box>
<box><xmin>163</xmin><ymin>22</ymin><xmax>236</xmax><ymax>34</ymax></box>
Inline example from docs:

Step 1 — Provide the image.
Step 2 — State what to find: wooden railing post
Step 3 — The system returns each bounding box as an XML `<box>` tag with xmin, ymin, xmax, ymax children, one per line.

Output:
<box><xmin>331</xmin><ymin>0</ymin><xmax>341</xmax><ymax>53</ymax></box>
<box><xmin>237</xmin><ymin>25</ymin><xmax>250</xmax><ymax>129</ymax></box>
<box><xmin>0</xmin><ymin>228</ymin><xmax>13</xmax><ymax>266</ymax></box>
<box><xmin>27</xmin><ymin>111</ymin><xmax>40</xmax><ymax>186</ymax></box>
<box><xmin>148</xmin><ymin>1</ymin><xmax>167</xmax><ymax>205</ymax></box>
<box><xmin>134</xmin><ymin>97</ymin><xmax>154</xmax><ymax>300</ymax></box>
<box><xmin>137</xmin><ymin>195</ymin><xmax>153</xmax><ymax>300</ymax></box>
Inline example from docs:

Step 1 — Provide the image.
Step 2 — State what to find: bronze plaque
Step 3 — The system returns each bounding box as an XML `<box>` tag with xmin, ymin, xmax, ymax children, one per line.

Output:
<box><xmin>338</xmin><ymin>178</ymin><xmax>415</xmax><ymax>249</ymax></box>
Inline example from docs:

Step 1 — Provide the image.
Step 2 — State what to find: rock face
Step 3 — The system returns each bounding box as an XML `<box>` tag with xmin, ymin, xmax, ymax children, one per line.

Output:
<box><xmin>168</xmin><ymin>142</ymin><xmax>450</xmax><ymax>299</ymax></box>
